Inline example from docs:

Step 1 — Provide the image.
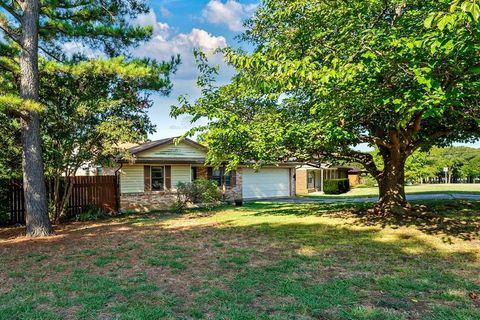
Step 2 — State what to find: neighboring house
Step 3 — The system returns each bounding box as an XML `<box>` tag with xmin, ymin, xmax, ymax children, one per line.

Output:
<box><xmin>75</xmin><ymin>163</ymin><xmax>116</xmax><ymax>176</ymax></box>
<box><xmin>347</xmin><ymin>168</ymin><xmax>368</xmax><ymax>187</ymax></box>
<box><xmin>296</xmin><ymin>165</ymin><xmax>352</xmax><ymax>194</ymax></box>
<box><xmin>117</xmin><ymin>137</ymin><xmax>298</xmax><ymax>211</ymax></box>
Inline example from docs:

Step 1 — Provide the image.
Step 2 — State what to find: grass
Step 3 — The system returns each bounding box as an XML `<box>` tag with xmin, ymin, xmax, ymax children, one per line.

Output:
<box><xmin>1</xmin><ymin>200</ymin><xmax>480</xmax><ymax>319</ymax></box>
<box><xmin>302</xmin><ymin>183</ymin><xmax>480</xmax><ymax>198</ymax></box>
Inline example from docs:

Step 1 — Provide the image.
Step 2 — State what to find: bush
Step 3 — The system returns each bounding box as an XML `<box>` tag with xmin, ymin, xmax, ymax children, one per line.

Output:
<box><xmin>76</xmin><ymin>206</ymin><xmax>109</xmax><ymax>221</ymax></box>
<box><xmin>175</xmin><ymin>179</ymin><xmax>223</xmax><ymax>211</ymax></box>
<box><xmin>323</xmin><ymin>179</ymin><xmax>350</xmax><ymax>194</ymax></box>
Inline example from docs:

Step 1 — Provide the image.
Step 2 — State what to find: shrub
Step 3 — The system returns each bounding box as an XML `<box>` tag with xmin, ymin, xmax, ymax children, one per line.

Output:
<box><xmin>175</xmin><ymin>179</ymin><xmax>222</xmax><ymax>211</ymax></box>
<box><xmin>323</xmin><ymin>179</ymin><xmax>350</xmax><ymax>194</ymax></box>
<box><xmin>76</xmin><ymin>205</ymin><xmax>109</xmax><ymax>221</ymax></box>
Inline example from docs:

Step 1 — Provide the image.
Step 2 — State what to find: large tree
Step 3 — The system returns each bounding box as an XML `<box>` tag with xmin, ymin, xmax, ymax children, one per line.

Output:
<box><xmin>0</xmin><ymin>0</ymin><xmax>153</xmax><ymax>236</ymax></box>
<box><xmin>173</xmin><ymin>0</ymin><xmax>480</xmax><ymax>213</ymax></box>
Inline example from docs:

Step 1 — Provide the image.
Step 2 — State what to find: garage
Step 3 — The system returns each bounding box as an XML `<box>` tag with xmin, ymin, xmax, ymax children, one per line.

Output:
<box><xmin>242</xmin><ymin>168</ymin><xmax>291</xmax><ymax>199</ymax></box>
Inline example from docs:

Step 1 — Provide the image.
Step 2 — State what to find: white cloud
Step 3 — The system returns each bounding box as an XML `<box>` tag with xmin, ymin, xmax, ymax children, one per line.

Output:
<box><xmin>202</xmin><ymin>0</ymin><xmax>257</xmax><ymax>32</ymax></box>
<box><xmin>131</xmin><ymin>11</ymin><xmax>235</xmax><ymax>139</ymax></box>
<box><xmin>133</xmin><ymin>11</ymin><xmax>228</xmax><ymax>80</ymax></box>
<box><xmin>160</xmin><ymin>5</ymin><xmax>171</xmax><ymax>18</ymax></box>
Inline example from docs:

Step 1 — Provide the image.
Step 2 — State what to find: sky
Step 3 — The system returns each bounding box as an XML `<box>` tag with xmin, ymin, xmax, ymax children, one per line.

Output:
<box><xmin>132</xmin><ymin>0</ymin><xmax>258</xmax><ymax>140</ymax></box>
<box><xmin>133</xmin><ymin>0</ymin><xmax>479</xmax><ymax>149</ymax></box>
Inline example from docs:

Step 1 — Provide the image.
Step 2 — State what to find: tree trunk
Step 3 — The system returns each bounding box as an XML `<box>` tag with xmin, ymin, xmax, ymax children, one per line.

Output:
<box><xmin>20</xmin><ymin>0</ymin><xmax>53</xmax><ymax>236</ymax></box>
<box><xmin>375</xmin><ymin>147</ymin><xmax>409</xmax><ymax>215</ymax></box>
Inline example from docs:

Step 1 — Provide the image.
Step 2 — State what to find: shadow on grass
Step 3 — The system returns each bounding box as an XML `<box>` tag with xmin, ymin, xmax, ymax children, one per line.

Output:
<box><xmin>245</xmin><ymin>200</ymin><xmax>480</xmax><ymax>242</ymax></box>
<box><xmin>1</xmin><ymin>205</ymin><xmax>479</xmax><ymax>319</ymax></box>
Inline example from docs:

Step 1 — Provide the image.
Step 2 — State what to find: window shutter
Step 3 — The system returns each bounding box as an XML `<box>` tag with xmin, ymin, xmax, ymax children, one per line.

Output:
<box><xmin>144</xmin><ymin>166</ymin><xmax>151</xmax><ymax>192</ymax></box>
<box><xmin>207</xmin><ymin>167</ymin><xmax>213</xmax><ymax>180</ymax></box>
<box><xmin>231</xmin><ymin>170</ymin><xmax>236</xmax><ymax>187</ymax></box>
<box><xmin>165</xmin><ymin>165</ymin><xmax>172</xmax><ymax>190</ymax></box>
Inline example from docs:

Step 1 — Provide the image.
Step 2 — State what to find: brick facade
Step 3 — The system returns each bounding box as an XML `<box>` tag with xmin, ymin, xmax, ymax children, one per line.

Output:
<box><xmin>295</xmin><ymin>169</ymin><xmax>308</xmax><ymax>194</ymax></box>
<box><xmin>120</xmin><ymin>191</ymin><xmax>178</xmax><ymax>212</ymax></box>
<box><xmin>290</xmin><ymin>168</ymin><xmax>296</xmax><ymax>197</ymax></box>
<box><xmin>121</xmin><ymin>166</ymin><xmax>295</xmax><ymax>212</ymax></box>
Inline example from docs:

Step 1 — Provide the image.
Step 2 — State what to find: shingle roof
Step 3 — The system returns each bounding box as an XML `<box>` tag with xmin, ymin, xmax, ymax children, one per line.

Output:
<box><xmin>128</xmin><ymin>137</ymin><xmax>207</xmax><ymax>155</ymax></box>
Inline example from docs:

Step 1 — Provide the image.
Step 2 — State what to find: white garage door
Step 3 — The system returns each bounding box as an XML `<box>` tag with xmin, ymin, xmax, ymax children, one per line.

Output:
<box><xmin>242</xmin><ymin>168</ymin><xmax>290</xmax><ymax>199</ymax></box>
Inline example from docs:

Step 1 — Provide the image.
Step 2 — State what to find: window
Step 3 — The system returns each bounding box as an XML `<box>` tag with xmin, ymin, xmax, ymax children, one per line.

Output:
<box><xmin>208</xmin><ymin>167</ymin><xmax>234</xmax><ymax>187</ymax></box>
<box><xmin>224</xmin><ymin>171</ymin><xmax>233</xmax><ymax>187</ymax></box>
<box><xmin>308</xmin><ymin>172</ymin><xmax>314</xmax><ymax>184</ymax></box>
<box><xmin>210</xmin><ymin>168</ymin><xmax>222</xmax><ymax>186</ymax></box>
<box><xmin>151</xmin><ymin>167</ymin><xmax>164</xmax><ymax>191</ymax></box>
<box><xmin>191</xmin><ymin>167</ymin><xmax>198</xmax><ymax>181</ymax></box>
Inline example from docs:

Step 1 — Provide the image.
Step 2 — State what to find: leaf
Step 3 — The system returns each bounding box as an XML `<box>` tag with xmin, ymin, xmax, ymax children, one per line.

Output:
<box><xmin>424</xmin><ymin>13</ymin><xmax>436</xmax><ymax>28</ymax></box>
<box><xmin>471</xmin><ymin>66</ymin><xmax>480</xmax><ymax>74</ymax></box>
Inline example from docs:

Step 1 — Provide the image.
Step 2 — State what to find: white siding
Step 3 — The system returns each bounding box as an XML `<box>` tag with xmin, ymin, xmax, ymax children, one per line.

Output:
<box><xmin>172</xmin><ymin>165</ymin><xmax>191</xmax><ymax>190</ymax></box>
<box><xmin>120</xmin><ymin>165</ymin><xmax>144</xmax><ymax>193</ymax></box>
<box><xmin>137</xmin><ymin>142</ymin><xmax>206</xmax><ymax>158</ymax></box>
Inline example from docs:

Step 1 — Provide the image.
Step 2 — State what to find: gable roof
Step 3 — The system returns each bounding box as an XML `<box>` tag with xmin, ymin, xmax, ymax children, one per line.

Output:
<box><xmin>128</xmin><ymin>137</ymin><xmax>207</xmax><ymax>155</ymax></box>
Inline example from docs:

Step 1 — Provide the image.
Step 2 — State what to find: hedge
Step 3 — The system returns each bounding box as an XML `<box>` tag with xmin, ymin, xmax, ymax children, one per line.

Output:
<box><xmin>323</xmin><ymin>179</ymin><xmax>350</xmax><ymax>194</ymax></box>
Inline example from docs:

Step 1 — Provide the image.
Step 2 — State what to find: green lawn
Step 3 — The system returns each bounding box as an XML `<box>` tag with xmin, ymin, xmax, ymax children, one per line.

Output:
<box><xmin>1</xmin><ymin>200</ymin><xmax>480</xmax><ymax>319</ymax></box>
<box><xmin>302</xmin><ymin>184</ymin><xmax>480</xmax><ymax>198</ymax></box>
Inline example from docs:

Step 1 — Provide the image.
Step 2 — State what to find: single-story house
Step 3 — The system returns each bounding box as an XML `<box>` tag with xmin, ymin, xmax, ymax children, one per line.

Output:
<box><xmin>347</xmin><ymin>168</ymin><xmax>368</xmax><ymax>187</ymax></box>
<box><xmin>296</xmin><ymin>164</ymin><xmax>352</xmax><ymax>194</ymax></box>
<box><xmin>117</xmin><ymin>137</ymin><xmax>297</xmax><ymax>211</ymax></box>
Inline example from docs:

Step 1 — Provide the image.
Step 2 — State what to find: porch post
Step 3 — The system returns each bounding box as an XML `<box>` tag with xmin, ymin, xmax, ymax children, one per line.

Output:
<box><xmin>320</xmin><ymin>169</ymin><xmax>324</xmax><ymax>193</ymax></box>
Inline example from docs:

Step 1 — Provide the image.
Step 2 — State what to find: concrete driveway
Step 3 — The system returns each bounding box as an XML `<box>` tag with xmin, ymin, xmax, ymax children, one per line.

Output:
<box><xmin>256</xmin><ymin>193</ymin><xmax>480</xmax><ymax>204</ymax></box>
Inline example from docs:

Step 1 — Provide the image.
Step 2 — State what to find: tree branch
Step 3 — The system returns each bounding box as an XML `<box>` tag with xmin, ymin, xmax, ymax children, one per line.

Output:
<box><xmin>0</xmin><ymin>1</ymin><xmax>21</xmax><ymax>21</ymax></box>
<box><xmin>0</xmin><ymin>15</ymin><xmax>21</xmax><ymax>46</ymax></box>
<box><xmin>359</xmin><ymin>135</ymin><xmax>391</xmax><ymax>149</ymax></box>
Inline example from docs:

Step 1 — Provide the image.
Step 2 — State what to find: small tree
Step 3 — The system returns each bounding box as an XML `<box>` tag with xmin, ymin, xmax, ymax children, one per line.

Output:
<box><xmin>40</xmin><ymin>57</ymin><xmax>178</xmax><ymax>222</ymax></box>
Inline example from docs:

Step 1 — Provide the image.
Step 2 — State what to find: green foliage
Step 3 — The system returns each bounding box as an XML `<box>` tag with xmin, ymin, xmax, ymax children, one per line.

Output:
<box><xmin>175</xmin><ymin>179</ymin><xmax>223</xmax><ymax>210</ymax></box>
<box><xmin>323</xmin><ymin>179</ymin><xmax>350</xmax><ymax>195</ymax></box>
<box><xmin>0</xmin><ymin>114</ymin><xmax>21</xmax><ymax>179</ymax></box>
<box><xmin>76</xmin><ymin>206</ymin><xmax>109</xmax><ymax>222</ymax></box>
<box><xmin>173</xmin><ymin>0</ymin><xmax>480</xmax><ymax>204</ymax></box>
<box><xmin>372</xmin><ymin>146</ymin><xmax>480</xmax><ymax>183</ymax></box>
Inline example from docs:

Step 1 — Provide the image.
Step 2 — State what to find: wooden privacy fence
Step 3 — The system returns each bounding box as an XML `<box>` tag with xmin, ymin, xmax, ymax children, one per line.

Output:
<box><xmin>0</xmin><ymin>176</ymin><xmax>118</xmax><ymax>225</ymax></box>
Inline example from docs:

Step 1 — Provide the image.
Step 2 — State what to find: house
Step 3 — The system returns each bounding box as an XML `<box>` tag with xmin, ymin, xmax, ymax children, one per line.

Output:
<box><xmin>117</xmin><ymin>137</ymin><xmax>297</xmax><ymax>211</ymax></box>
<box><xmin>347</xmin><ymin>168</ymin><xmax>368</xmax><ymax>187</ymax></box>
<box><xmin>296</xmin><ymin>164</ymin><xmax>352</xmax><ymax>194</ymax></box>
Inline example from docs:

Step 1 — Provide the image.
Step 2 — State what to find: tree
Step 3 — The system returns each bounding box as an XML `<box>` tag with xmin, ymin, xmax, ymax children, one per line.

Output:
<box><xmin>40</xmin><ymin>57</ymin><xmax>178</xmax><ymax>221</ymax></box>
<box><xmin>0</xmin><ymin>0</ymin><xmax>153</xmax><ymax>236</ymax></box>
<box><xmin>459</xmin><ymin>156</ymin><xmax>480</xmax><ymax>182</ymax></box>
<box><xmin>173</xmin><ymin>0</ymin><xmax>480</xmax><ymax>213</ymax></box>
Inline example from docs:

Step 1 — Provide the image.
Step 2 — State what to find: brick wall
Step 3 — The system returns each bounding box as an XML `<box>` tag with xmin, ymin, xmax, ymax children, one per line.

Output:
<box><xmin>290</xmin><ymin>168</ymin><xmax>296</xmax><ymax>196</ymax></box>
<box><xmin>295</xmin><ymin>169</ymin><xmax>308</xmax><ymax>195</ymax></box>
<box><xmin>120</xmin><ymin>191</ymin><xmax>178</xmax><ymax>212</ymax></box>
<box><xmin>121</xmin><ymin>168</ymin><xmax>245</xmax><ymax>211</ymax></box>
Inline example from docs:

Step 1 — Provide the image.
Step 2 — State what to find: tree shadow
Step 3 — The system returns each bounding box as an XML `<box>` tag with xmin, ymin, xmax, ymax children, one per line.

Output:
<box><xmin>1</xmin><ymin>209</ymin><xmax>479</xmax><ymax>319</ymax></box>
<box><xmin>247</xmin><ymin>200</ymin><xmax>480</xmax><ymax>242</ymax></box>
<box><xmin>352</xmin><ymin>200</ymin><xmax>480</xmax><ymax>243</ymax></box>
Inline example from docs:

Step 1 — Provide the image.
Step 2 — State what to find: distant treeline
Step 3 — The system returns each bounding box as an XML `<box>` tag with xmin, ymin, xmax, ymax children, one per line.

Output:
<box><xmin>371</xmin><ymin>146</ymin><xmax>480</xmax><ymax>184</ymax></box>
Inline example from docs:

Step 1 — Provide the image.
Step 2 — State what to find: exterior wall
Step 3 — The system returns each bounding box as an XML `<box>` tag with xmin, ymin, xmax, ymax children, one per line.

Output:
<box><xmin>120</xmin><ymin>165</ymin><xmax>144</xmax><ymax>193</ymax></box>
<box><xmin>120</xmin><ymin>165</ymin><xmax>243</xmax><ymax>211</ymax></box>
<box><xmin>223</xmin><ymin>168</ymin><xmax>242</xmax><ymax>201</ymax></box>
<box><xmin>121</xmin><ymin>165</ymin><xmax>296</xmax><ymax>211</ymax></box>
<box><xmin>120</xmin><ymin>192</ymin><xmax>177</xmax><ymax>212</ymax></box>
<box><xmin>137</xmin><ymin>142</ymin><xmax>205</xmax><ymax>158</ymax></box>
<box><xmin>349</xmin><ymin>174</ymin><xmax>361</xmax><ymax>186</ymax></box>
<box><xmin>196</xmin><ymin>166</ymin><xmax>208</xmax><ymax>179</ymax></box>
<box><xmin>171</xmin><ymin>165</ymin><xmax>191</xmax><ymax>190</ymax></box>
<box><xmin>290</xmin><ymin>168</ymin><xmax>296</xmax><ymax>197</ymax></box>
<box><xmin>295</xmin><ymin>169</ymin><xmax>308</xmax><ymax>194</ymax></box>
